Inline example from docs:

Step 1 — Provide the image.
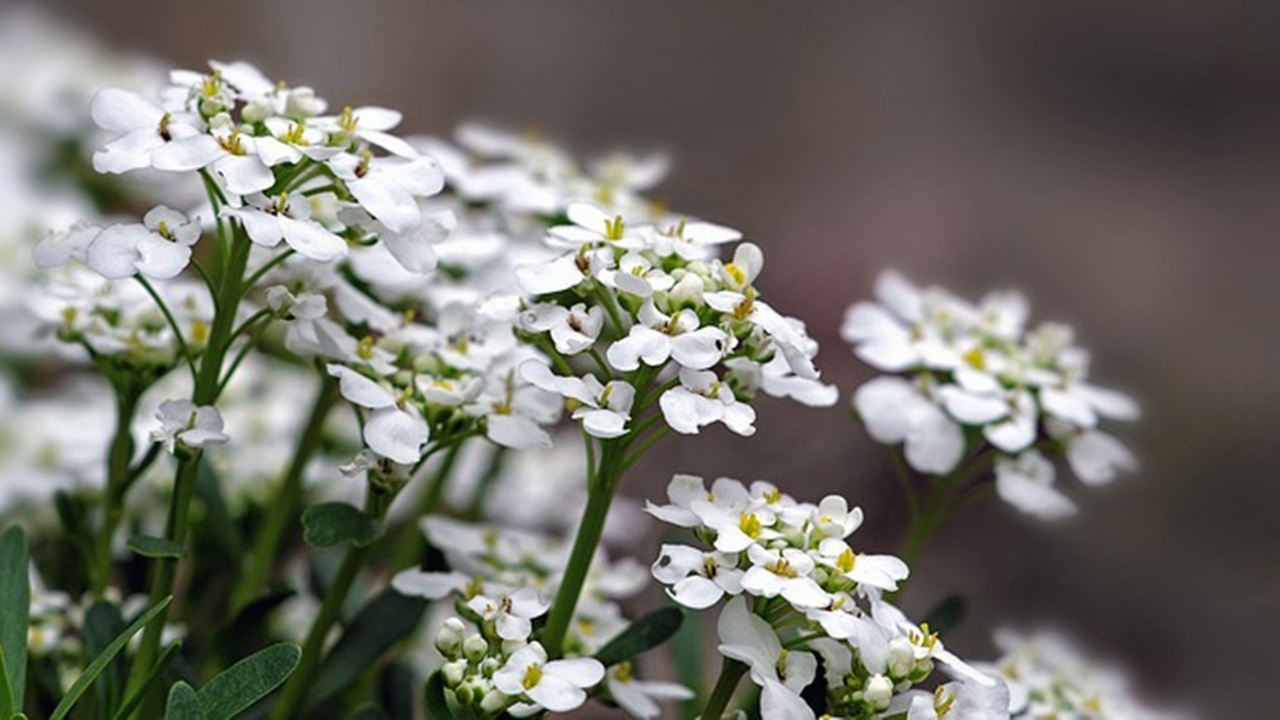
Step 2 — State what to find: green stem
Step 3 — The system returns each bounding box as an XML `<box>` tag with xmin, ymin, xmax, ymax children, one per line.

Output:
<box><xmin>91</xmin><ymin>388</ymin><xmax>139</xmax><ymax>597</ymax></box>
<box><xmin>701</xmin><ymin>657</ymin><xmax>749</xmax><ymax>720</ymax></box>
<box><xmin>124</xmin><ymin>222</ymin><xmax>254</xmax><ymax>716</ymax></box>
<box><xmin>540</xmin><ymin>440</ymin><xmax>624</xmax><ymax>658</ymax></box>
<box><xmin>230</xmin><ymin>376</ymin><xmax>338</xmax><ymax>613</ymax></box>
<box><xmin>135</xmin><ymin>276</ymin><xmax>197</xmax><ymax>378</ymax></box>
<box><xmin>268</xmin><ymin>482</ymin><xmax>394</xmax><ymax>720</ymax></box>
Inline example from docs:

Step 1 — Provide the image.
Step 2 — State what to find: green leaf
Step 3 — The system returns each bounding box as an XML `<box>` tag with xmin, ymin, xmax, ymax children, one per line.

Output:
<box><xmin>127</xmin><ymin>534</ymin><xmax>186</xmax><ymax>559</ymax></box>
<box><xmin>165</xmin><ymin>681</ymin><xmax>206</xmax><ymax>720</ymax></box>
<box><xmin>305</xmin><ymin>591</ymin><xmax>426</xmax><ymax>710</ymax></box>
<box><xmin>0</xmin><ymin>647</ymin><xmax>13</xmax><ymax>718</ymax></box>
<box><xmin>923</xmin><ymin>594</ymin><xmax>967</xmax><ymax>636</ymax></box>
<box><xmin>347</xmin><ymin>704</ymin><xmax>389</xmax><ymax>720</ymax></box>
<box><xmin>422</xmin><ymin>672</ymin><xmax>449</xmax><ymax>720</ymax></box>
<box><xmin>301</xmin><ymin>503</ymin><xmax>383</xmax><ymax>548</ymax></box>
<box><xmin>595</xmin><ymin>606</ymin><xmax>684</xmax><ymax>667</ymax></box>
<box><xmin>0</xmin><ymin>525</ymin><xmax>29</xmax><ymax>714</ymax></box>
<box><xmin>49</xmin><ymin>595</ymin><xmax>172</xmax><ymax>720</ymax></box>
<box><xmin>83</xmin><ymin>601</ymin><xmax>126</xmax><ymax>712</ymax></box>
<box><xmin>196</xmin><ymin>643</ymin><xmax>300</xmax><ymax>720</ymax></box>
<box><xmin>111</xmin><ymin>641</ymin><xmax>182</xmax><ymax>720</ymax></box>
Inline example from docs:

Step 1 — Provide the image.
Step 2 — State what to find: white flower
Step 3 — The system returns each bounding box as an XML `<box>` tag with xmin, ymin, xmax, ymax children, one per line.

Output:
<box><xmin>606</xmin><ymin>664</ymin><xmax>693</xmax><ymax>719</ymax></box>
<box><xmin>853</xmin><ymin>376</ymin><xmax>962</xmax><ymax>475</ymax></box>
<box><xmin>1056</xmin><ymin>426</ymin><xmax>1138</xmax><ymax>485</ymax></box>
<box><xmin>327</xmin><ymin>364</ymin><xmax>429</xmax><ymax>464</ymax></box>
<box><xmin>643</xmin><ymin>473</ymin><xmax>711</xmax><ymax>528</ymax></box>
<box><xmin>994</xmin><ymin>451</ymin><xmax>1076</xmax><ymax>520</ymax></box>
<box><xmin>89</xmin><ymin>88</ymin><xmax>204</xmax><ymax>174</ymax></box>
<box><xmin>547</xmin><ymin>202</ymin><xmax>647</xmax><ymax>250</ymax></box>
<box><xmin>651</xmin><ymin>544</ymin><xmax>744</xmax><ymax>609</ymax></box>
<box><xmin>151</xmin><ymin>119</ymin><xmax>275</xmax><ymax>196</ymax></box>
<box><xmin>37</xmin><ymin>207</ymin><xmax>201</xmax><ymax>280</ymax></box>
<box><xmin>659</xmin><ymin>368</ymin><xmax>756</xmax><ymax>436</ymax></box>
<box><xmin>716</xmin><ymin>597</ymin><xmax>816</xmax><ymax>720</ymax></box>
<box><xmin>151</xmin><ymin>399</ymin><xmax>229</xmax><ymax>453</ymax></box>
<box><xmin>493</xmin><ymin>643</ymin><xmax>604</xmax><ymax>714</ymax></box>
<box><xmin>328</xmin><ymin>152</ymin><xmax>444</xmax><ymax>233</ymax></box>
<box><xmin>606</xmin><ymin>300</ymin><xmax>729</xmax><ymax>372</ymax></box>
<box><xmin>814</xmin><ymin>539</ymin><xmax>909</xmax><ymax>592</ymax></box>
<box><xmin>222</xmin><ymin>192</ymin><xmax>347</xmax><ymax>262</ymax></box>
<box><xmin>519</xmin><ymin>362</ymin><xmax>634</xmax><ymax>438</ymax></box>
<box><xmin>313</xmin><ymin>105</ymin><xmax>418</xmax><ymax>157</ymax></box>
<box><xmin>740</xmin><ymin>545</ymin><xmax>830</xmax><ymax>609</ymax></box>
<box><xmin>466</xmin><ymin>587</ymin><xmax>550</xmax><ymax>641</ymax></box>
<box><xmin>518</xmin><ymin>302</ymin><xmax>604</xmax><ymax>355</ymax></box>
<box><xmin>898</xmin><ymin>680</ymin><xmax>1010</xmax><ymax>720</ymax></box>
<box><xmin>265</xmin><ymin>286</ymin><xmax>326</xmax><ymax>321</ymax></box>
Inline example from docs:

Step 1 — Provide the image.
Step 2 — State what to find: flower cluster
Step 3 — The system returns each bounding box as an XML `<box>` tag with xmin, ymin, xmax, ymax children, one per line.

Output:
<box><xmin>647</xmin><ymin>474</ymin><xmax>1002</xmax><ymax>718</ymax></box>
<box><xmin>393</xmin><ymin>516</ymin><xmax>690</xmax><ymax>717</ymax></box>
<box><xmin>515</xmin><ymin>203</ymin><xmax>836</xmax><ymax>440</ymax></box>
<box><xmin>985</xmin><ymin>629</ymin><xmax>1185</xmax><ymax>720</ymax></box>
<box><xmin>843</xmin><ymin>270</ymin><xmax>1139</xmax><ymax>518</ymax></box>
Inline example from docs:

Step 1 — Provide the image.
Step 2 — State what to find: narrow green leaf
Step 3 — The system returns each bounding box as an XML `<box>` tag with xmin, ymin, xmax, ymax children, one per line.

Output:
<box><xmin>422</xmin><ymin>672</ymin><xmax>449</xmax><ymax>719</ymax></box>
<box><xmin>301</xmin><ymin>503</ymin><xmax>383</xmax><ymax>548</ymax></box>
<box><xmin>127</xmin><ymin>534</ymin><xmax>186</xmax><ymax>559</ymax></box>
<box><xmin>49</xmin><ymin>595</ymin><xmax>172</xmax><ymax>720</ymax></box>
<box><xmin>0</xmin><ymin>525</ymin><xmax>29</xmax><ymax>713</ymax></box>
<box><xmin>595</xmin><ymin>606</ymin><xmax>684</xmax><ymax>667</ymax></box>
<box><xmin>306</xmin><ymin>591</ymin><xmax>426</xmax><ymax>710</ymax></box>
<box><xmin>83</xmin><ymin>601</ymin><xmax>126</xmax><ymax>712</ymax></box>
<box><xmin>196</xmin><ymin>643</ymin><xmax>300</xmax><ymax>720</ymax></box>
<box><xmin>111</xmin><ymin>641</ymin><xmax>183</xmax><ymax>720</ymax></box>
<box><xmin>923</xmin><ymin>594</ymin><xmax>967</xmax><ymax>637</ymax></box>
<box><xmin>0</xmin><ymin>647</ymin><xmax>13</xmax><ymax>718</ymax></box>
<box><xmin>165</xmin><ymin>681</ymin><xmax>206</xmax><ymax>720</ymax></box>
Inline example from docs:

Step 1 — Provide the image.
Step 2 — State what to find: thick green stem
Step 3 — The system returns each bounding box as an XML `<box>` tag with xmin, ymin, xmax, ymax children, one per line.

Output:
<box><xmin>230</xmin><ymin>376</ymin><xmax>338</xmax><ymax>613</ymax></box>
<box><xmin>268</xmin><ymin>483</ymin><xmax>393</xmax><ymax>720</ymax></box>
<box><xmin>124</xmin><ymin>227</ymin><xmax>254</xmax><ymax>716</ymax></box>
<box><xmin>701</xmin><ymin>657</ymin><xmax>749</xmax><ymax>720</ymax></box>
<box><xmin>540</xmin><ymin>442</ymin><xmax>623</xmax><ymax>658</ymax></box>
<box><xmin>91</xmin><ymin>389</ymin><xmax>139</xmax><ymax>597</ymax></box>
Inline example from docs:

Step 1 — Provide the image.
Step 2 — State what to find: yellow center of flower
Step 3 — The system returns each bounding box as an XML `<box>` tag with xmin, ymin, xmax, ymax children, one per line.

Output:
<box><xmin>604</xmin><ymin>215</ymin><xmax>626</xmax><ymax>241</ymax></box>
<box><xmin>338</xmin><ymin>105</ymin><xmax>359</xmax><ymax>133</ymax></box>
<box><xmin>738</xmin><ymin>513</ymin><xmax>762</xmax><ymax>538</ymax></box>
<box><xmin>934</xmin><ymin>686</ymin><xmax>956</xmax><ymax>717</ymax></box>
<box><xmin>521</xmin><ymin>664</ymin><xmax>543</xmax><ymax>690</ymax></box>
<box><xmin>964</xmin><ymin>347</ymin><xmax>986</xmax><ymax>370</ymax></box>
<box><xmin>837</xmin><ymin>547</ymin><xmax>858</xmax><ymax>573</ymax></box>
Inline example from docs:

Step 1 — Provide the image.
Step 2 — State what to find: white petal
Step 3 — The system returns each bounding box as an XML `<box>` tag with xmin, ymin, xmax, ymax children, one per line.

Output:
<box><xmin>151</xmin><ymin>135</ymin><xmax>224</xmax><ymax>172</ymax></box>
<box><xmin>905</xmin><ymin>403</ymin><xmax>965</xmax><ymax>475</ymax></box>
<box><xmin>364</xmin><ymin>407</ymin><xmax>429</xmax><ymax>464</ymax></box>
<box><xmin>223</xmin><ymin>208</ymin><xmax>284</xmax><ymax>248</ymax></box>
<box><xmin>939</xmin><ymin>386</ymin><xmax>1008</xmax><ymax>424</ymax></box>
<box><xmin>486</xmin><ymin>414</ymin><xmax>553</xmax><ymax>449</ymax></box>
<box><xmin>90</xmin><ymin>88</ymin><xmax>159</xmax><ymax>132</ymax></box>
<box><xmin>215</xmin><ymin>154</ymin><xmax>275</xmax><ymax>196</ymax></box>
<box><xmin>670</xmin><ymin>327</ymin><xmax>729</xmax><ymax>370</ymax></box>
<box><xmin>516</xmin><ymin>254</ymin><xmax>584</xmax><ymax>295</ymax></box>
<box><xmin>668</xmin><ymin>576</ymin><xmax>725</xmax><ymax>610</ymax></box>
<box><xmin>86</xmin><ymin>224</ymin><xmax>147</xmax><ymax>278</ymax></box>
<box><xmin>527</xmin><ymin>676</ymin><xmax>588</xmax><ymax>712</ymax></box>
<box><xmin>326</xmin><ymin>364</ymin><xmax>396</xmax><ymax>408</ymax></box>
<box><xmin>853</xmin><ymin>377</ymin><xmax>918</xmax><ymax>444</ymax></box>
<box><xmin>390</xmin><ymin>569</ymin><xmax>467</xmax><ymax>599</ymax></box>
<box><xmin>135</xmin><ymin>236</ymin><xmax>192</xmax><ymax>279</ymax></box>
<box><xmin>1067</xmin><ymin>430</ymin><xmax>1136</xmax><ymax>485</ymax></box>
<box><xmin>279</xmin><ymin>217</ymin><xmax>348</xmax><ymax>262</ymax></box>
<box><xmin>545</xmin><ymin>658</ymin><xmax>605</xmax><ymax>688</ymax></box>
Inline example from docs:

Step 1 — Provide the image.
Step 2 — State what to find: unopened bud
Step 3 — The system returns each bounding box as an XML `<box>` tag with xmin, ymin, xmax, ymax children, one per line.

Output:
<box><xmin>463</xmin><ymin>633</ymin><xmax>489</xmax><ymax>663</ymax></box>
<box><xmin>435</xmin><ymin>618</ymin><xmax>466</xmax><ymax>656</ymax></box>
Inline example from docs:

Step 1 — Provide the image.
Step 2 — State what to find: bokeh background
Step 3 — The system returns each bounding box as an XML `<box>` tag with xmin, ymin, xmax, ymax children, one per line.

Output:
<box><xmin>21</xmin><ymin>0</ymin><xmax>1280</xmax><ymax>715</ymax></box>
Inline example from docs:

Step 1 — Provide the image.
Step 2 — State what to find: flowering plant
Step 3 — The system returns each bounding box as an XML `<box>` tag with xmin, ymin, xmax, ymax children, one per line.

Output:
<box><xmin>0</xmin><ymin>30</ymin><xmax>1184</xmax><ymax>720</ymax></box>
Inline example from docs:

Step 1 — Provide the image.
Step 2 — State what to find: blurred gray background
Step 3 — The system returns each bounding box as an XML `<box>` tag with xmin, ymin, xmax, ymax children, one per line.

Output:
<box><xmin>38</xmin><ymin>0</ymin><xmax>1280</xmax><ymax>715</ymax></box>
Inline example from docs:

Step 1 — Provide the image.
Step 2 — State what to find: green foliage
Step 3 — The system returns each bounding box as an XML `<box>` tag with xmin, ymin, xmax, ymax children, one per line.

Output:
<box><xmin>0</xmin><ymin>525</ymin><xmax>29</xmax><ymax>716</ymax></box>
<box><xmin>306</xmin><ymin>590</ymin><xmax>426</xmax><ymax>710</ymax></box>
<box><xmin>301</xmin><ymin>503</ymin><xmax>383</xmax><ymax>548</ymax></box>
<box><xmin>165</xmin><ymin>682</ymin><xmax>206</xmax><ymax>720</ymax></box>
<box><xmin>50</xmin><ymin>595</ymin><xmax>173</xmax><ymax>720</ymax></box>
<box><xmin>127</xmin><ymin>534</ymin><xmax>187</xmax><ymax>559</ymax></box>
<box><xmin>196</xmin><ymin>643</ymin><xmax>300</xmax><ymax>720</ymax></box>
<box><xmin>595</xmin><ymin>606</ymin><xmax>684</xmax><ymax>667</ymax></box>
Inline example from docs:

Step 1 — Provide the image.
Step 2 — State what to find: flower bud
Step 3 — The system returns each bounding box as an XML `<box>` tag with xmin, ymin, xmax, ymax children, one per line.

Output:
<box><xmin>435</xmin><ymin>618</ymin><xmax>467</xmax><ymax>656</ymax></box>
<box><xmin>241</xmin><ymin>99</ymin><xmax>271</xmax><ymax>124</ymax></box>
<box><xmin>865</xmin><ymin>674</ymin><xmax>893</xmax><ymax>710</ymax></box>
<box><xmin>463</xmin><ymin>633</ymin><xmax>489</xmax><ymax>663</ymax></box>
<box><xmin>441</xmin><ymin>659</ymin><xmax>468</xmax><ymax>688</ymax></box>
<box><xmin>887</xmin><ymin>638</ymin><xmax>915</xmax><ymax>679</ymax></box>
<box><xmin>669</xmin><ymin>273</ymin><xmax>706</xmax><ymax>308</ymax></box>
<box><xmin>480</xmin><ymin>689</ymin><xmax>509</xmax><ymax>715</ymax></box>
